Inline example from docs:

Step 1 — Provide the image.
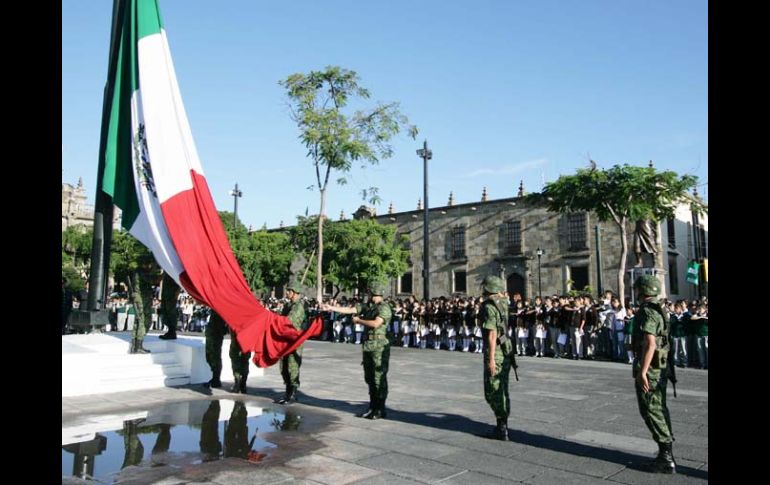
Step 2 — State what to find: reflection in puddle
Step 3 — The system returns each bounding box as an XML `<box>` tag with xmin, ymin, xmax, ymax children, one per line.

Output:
<box><xmin>62</xmin><ymin>399</ymin><xmax>301</xmax><ymax>483</ymax></box>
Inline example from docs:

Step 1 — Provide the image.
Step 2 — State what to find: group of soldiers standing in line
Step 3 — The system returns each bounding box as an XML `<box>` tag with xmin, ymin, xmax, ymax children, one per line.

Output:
<box><xmin>474</xmin><ymin>274</ymin><xmax>678</xmax><ymax>474</ymax></box>
<box><xmin>115</xmin><ymin>268</ymin><xmax>680</xmax><ymax>475</ymax></box>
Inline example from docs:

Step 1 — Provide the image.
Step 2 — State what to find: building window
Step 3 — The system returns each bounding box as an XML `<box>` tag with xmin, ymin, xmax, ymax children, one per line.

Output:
<box><xmin>451</xmin><ymin>226</ymin><xmax>466</xmax><ymax>259</ymax></box>
<box><xmin>453</xmin><ymin>270</ymin><xmax>467</xmax><ymax>293</ymax></box>
<box><xmin>324</xmin><ymin>281</ymin><xmax>334</xmax><ymax>296</ymax></box>
<box><xmin>567</xmin><ymin>213</ymin><xmax>587</xmax><ymax>250</ymax></box>
<box><xmin>668</xmin><ymin>255</ymin><xmax>679</xmax><ymax>295</ymax></box>
<box><xmin>667</xmin><ymin>218</ymin><xmax>676</xmax><ymax>249</ymax></box>
<box><xmin>699</xmin><ymin>226</ymin><xmax>707</xmax><ymax>258</ymax></box>
<box><xmin>570</xmin><ymin>266</ymin><xmax>589</xmax><ymax>292</ymax></box>
<box><xmin>399</xmin><ymin>273</ymin><xmax>413</xmax><ymax>294</ymax></box>
<box><xmin>503</xmin><ymin>220</ymin><xmax>522</xmax><ymax>255</ymax></box>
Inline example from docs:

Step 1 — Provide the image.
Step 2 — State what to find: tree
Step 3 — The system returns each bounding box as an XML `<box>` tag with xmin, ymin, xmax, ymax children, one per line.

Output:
<box><xmin>110</xmin><ymin>230</ymin><xmax>158</xmax><ymax>295</ymax></box>
<box><xmin>250</xmin><ymin>229</ymin><xmax>295</xmax><ymax>295</ymax></box>
<box><xmin>530</xmin><ymin>164</ymin><xmax>706</xmax><ymax>304</ymax></box>
<box><xmin>62</xmin><ymin>224</ymin><xmax>93</xmax><ymax>276</ymax></box>
<box><xmin>288</xmin><ymin>217</ymin><xmax>409</xmax><ymax>298</ymax></box>
<box><xmin>324</xmin><ymin>219</ymin><xmax>410</xmax><ymax>297</ymax></box>
<box><xmin>217</xmin><ymin>211</ymin><xmax>295</xmax><ymax>295</ymax></box>
<box><xmin>280</xmin><ymin>66</ymin><xmax>417</xmax><ymax>301</ymax></box>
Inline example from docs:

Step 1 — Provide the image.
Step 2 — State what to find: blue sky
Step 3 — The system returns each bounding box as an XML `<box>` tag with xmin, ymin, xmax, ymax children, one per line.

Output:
<box><xmin>62</xmin><ymin>0</ymin><xmax>708</xmax><ymax>230</ymax></box>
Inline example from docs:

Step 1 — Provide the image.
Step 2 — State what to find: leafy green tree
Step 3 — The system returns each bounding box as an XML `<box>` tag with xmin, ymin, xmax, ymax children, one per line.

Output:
<box><xmin>62</xmin><ymin>225</ymin><xmax>94</xmax><ymax>292</ymax></box>
<box><xmin>110</xmin><ymin>230</ymin><xmax>158</xmax><ymax>294</ymax></box>
<box><xmin>217</xmin><ymin>211</ymin><xmax>295</xmax><ymax>295</ymax></box>
<box><xmin>250</xmin><ymin>229</ymin><xmax>295</xmax><ymax>294</ymax></box>
<box><xmin>288</xmin><ymin>217</ymin><xmax>409</xmax><ymax>298</ymax></box>
<box><xmin>280</xmin><ymin>66</ymin><xmax>417</xmax><ymax>301</ymax></box>
<box><xmin>531</xmin><ymin>163</ymin><xmax>706</xmax><ymax>303</ymax></box>
<box><xmin>62</xmin><ymin>225</ymin><xmax>93</xmax><ymax>275</ymax></box>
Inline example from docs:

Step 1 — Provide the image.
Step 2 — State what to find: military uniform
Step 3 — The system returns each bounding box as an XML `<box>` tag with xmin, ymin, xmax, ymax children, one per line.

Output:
<box><xmin>204</xmin><ymin>310</ymin><xmax>250</xmax><ymax>392</ymax></box>
<box><xmin>359</xmin><ymin>298</ymin><xmax>392</xmax><ymax>418</ymax></box>
<box><xmin>205</xmin><ymin>311</ymin><xmax>228</xmax><ymax>388</ymax></box>
<box><xmin>632</xmin><ymin>275</ymin><xmax>676</xmax><ymax>473</ymax></box>
<box><xmin>159</xmin><ymin>272</ymin><xmax>181</xmax><ymax>340</ymax></box>
<box><xmin>130</xmin><ymin>263</ymin><xmax>156</xmax><ymax>354</ymax></box>
<box><xmin>481</xmin><ymin>280</ymin><xmax>514</xmax><ymax>440</ymax></box>
<box><xmin>229</xmin><ymin>326</ymin><xmax>251</xmax><ymax>393</ymax></box>
<box><xmin>278</xmin><ymin>298</ymin><xmax>307</xmax><ymax>403</ymax></box>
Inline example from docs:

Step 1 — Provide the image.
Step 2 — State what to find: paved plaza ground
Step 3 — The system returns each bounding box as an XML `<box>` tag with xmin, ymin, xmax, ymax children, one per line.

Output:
<box><xmin>62</xmin><ymin>339</ymin><xmax>708</xmax><ymax>484</ymax></box>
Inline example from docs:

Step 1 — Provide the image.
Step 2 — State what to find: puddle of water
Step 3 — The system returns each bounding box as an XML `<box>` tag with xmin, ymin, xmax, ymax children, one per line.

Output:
<box><xmin>62</xmin><ymin>399</ymin><xmax>301</xmax><ymax>483</ymax></box>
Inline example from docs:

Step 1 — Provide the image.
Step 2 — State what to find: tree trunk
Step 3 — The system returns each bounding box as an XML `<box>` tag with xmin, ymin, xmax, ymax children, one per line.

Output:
<box><xmin>316</xmin><ymin>189</ymin><xmax>326</xmax><ymax>303</ymax></box>
<box><xmin>617</xmin><ymin>218</ymin><xmax>627</xmax><ymax>308</ymax></box>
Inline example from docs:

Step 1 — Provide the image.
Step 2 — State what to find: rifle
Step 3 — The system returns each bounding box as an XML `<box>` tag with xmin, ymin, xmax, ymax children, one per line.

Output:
<box><xmin>510</xmin><ymin>348</ymin><xmax>520</xmax><ymax>381</ymax></box>
<box><xmin>667</xmin><ymin>346</ymin><xmax>678</xmax><ymax>398</ymax></box>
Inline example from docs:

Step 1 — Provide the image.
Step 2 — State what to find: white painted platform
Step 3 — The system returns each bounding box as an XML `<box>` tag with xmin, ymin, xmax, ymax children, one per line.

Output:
<box><xmin>62</xmin><ymin>333</ymin><xmax>264</xmax><ymax>397</ymax></box>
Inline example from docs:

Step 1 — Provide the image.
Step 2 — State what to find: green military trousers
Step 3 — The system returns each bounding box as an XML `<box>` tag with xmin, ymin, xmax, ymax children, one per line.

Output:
<box><xmin>280</xmin><ymin>346</ymin><xmax>303</xmax><ymax>390</ymax></box>
<box><xmin>229</xmin><ymin>330</ymin><xmax>251</xmax><ymax>380</ymax></box>
<box><xmin>484</xmin><ymin>347</ymin><xmax>512</xmax><ymax>420</ymax></box>
<box><xmin>635</xmin><ymin>366</ymin><xmax>674</xmax><ymax>444</ymax></box>
<box><xmin>363</xmin><ymin>338</ymin><xmax>390</xmax><ymax>401</ymax></box>
<box><xmin>205</xmin><ymin>316</ymin><xmax>227</xmax><ymax>375</ymax></box>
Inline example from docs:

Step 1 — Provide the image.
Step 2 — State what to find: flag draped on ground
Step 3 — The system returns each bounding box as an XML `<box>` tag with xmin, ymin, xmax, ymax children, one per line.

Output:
<box><xmin>98</xmin><ymin>0</ymin><xmax>321</xmax><ymax>367</ymax></box>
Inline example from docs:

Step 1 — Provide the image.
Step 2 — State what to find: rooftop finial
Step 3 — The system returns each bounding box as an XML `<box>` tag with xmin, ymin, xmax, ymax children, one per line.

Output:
<box><xmin>481</xmin><ymin>186</ymin><xmax>488</xmax><ymax>202</ymax></box>
<box><xmin>417</xmin><ymin>197</ymin><xmax>423</xmax><ymax>210</ymax></box>
<box><xmin>448</xmin><ymin>191</ymin><xmax>454</xmax><ymax>206</ymax></box>
<box><xmin>517</xmin><ymin>180</ymin><xmax>525</xmax><ymax>197</ymax></box>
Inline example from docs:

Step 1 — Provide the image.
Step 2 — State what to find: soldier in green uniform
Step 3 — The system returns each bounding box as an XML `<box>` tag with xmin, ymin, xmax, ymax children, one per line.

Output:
<box><xmin>159</xmin><ymin>272</ymin><xmax>181</xmax><ymax>340</ymax></box>
<box><xmin>130</xmin><ymin>259</ymin><xmax>158</xmax><ymax>354</ymax></box>
<box><xmin>204</xmin><ymin>310</ymin><xmax>228</xmax><ymax>389</ymax></box>
<box><xmin>203</xmin><ymin>309</ymin><xmax>251</xmax><ymax>392</ymax></box>
<box><xmin>276</xmin><ymin>281</ymin><xmax>307</xmax><ymax>405</ymax></box>
<box><xmin>632</xmin><ymin>275</ymin><xmax>676</xmax><ymax>474</ymax></box>
<box><xmin>229</xmin><ymin>325</ymin><xmax>252</xmax><ymax>394</ymax></box>
<box><xmin>480</xmin><ymin>275</ymin><xmax>514</xmax><ymax>441</ymax></box>
<box><xmin>323</xmin><ymin>281</ymin><xmax>392</xmax><ymax>420</ymax></box>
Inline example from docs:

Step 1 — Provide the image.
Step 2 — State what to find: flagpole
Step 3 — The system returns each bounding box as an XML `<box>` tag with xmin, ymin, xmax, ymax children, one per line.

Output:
<box><xmin>85</xmin><ymin>0</ymin><xmax>126</xmax><ymax>325</ymax></box>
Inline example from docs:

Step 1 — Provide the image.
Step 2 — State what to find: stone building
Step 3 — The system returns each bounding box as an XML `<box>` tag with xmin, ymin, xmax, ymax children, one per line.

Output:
<box><xmin>365</xmin><ymin>183</ymin><xmax>707</xmax><ymax>303</ymax></box>
<box><xmin>62</xmin><ymin>178</ymin><xmax>122</xmax><ymax>231</ymax></box>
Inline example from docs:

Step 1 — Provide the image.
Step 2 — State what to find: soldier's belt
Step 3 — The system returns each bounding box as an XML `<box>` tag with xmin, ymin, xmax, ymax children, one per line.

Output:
<box><xmin>367</xmin><ymin>334</ymin><xmax>388</xmax><ymax>340</ymax></box>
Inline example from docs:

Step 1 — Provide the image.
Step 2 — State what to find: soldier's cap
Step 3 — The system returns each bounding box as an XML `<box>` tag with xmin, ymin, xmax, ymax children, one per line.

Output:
<box><xmin>368</xmin><ymin>281</ymin><xmax>388</xmax><ymax>296</ymax></box>
<box><xmin>481</xmin><ymin>275</ymin><xmax>505</xmax><ymax>294</ymax></box>
<box><xmin>633</xmin><ymin>274</ymin><xmax>661</xmax><ymax>297</ymax></box>
<box><xmin>286</xmin><ymin>280</ymin><xmax>302</xmax><ymax>293</ymax></box>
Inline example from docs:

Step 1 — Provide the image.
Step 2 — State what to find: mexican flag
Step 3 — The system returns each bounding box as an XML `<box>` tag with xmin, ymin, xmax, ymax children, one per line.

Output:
<box><xmin>98</xmin><ymin>0</ymin><xmax>320</xmax><ymax>366</ymax></box>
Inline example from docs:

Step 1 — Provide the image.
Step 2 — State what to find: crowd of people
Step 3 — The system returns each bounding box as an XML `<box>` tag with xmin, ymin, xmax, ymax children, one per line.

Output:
<box><xmin>312</xmin><ymin>291</ymin><xmax>708</xmax><ymax>370</ymax></box>
<box><xmin>83</xmin><ymin>287</ymin><xmax>707</xmax><ymax>371</ymax></box>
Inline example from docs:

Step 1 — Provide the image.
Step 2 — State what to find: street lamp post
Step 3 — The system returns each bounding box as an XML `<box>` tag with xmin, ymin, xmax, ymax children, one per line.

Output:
<box><xmin>229</xmin><ymin>183</ymin><xmax>242</xmax><ymax>229</ymax></box>
<box><xmin>536</xmin><ymin>247</ymin><xmax>544</xmax><ymax>297</ymax></box>
<box><xmin>416</xmin><ymin>140</ymin><xmax>432</xmax><ymax>302</ymax></box>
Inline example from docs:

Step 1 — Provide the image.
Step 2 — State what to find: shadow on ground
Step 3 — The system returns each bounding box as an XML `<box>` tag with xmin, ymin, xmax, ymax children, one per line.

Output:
<box><xmin>241</xmin><ymin>383</ymin><xmax>707</xmax><ymax>481</ymax></box>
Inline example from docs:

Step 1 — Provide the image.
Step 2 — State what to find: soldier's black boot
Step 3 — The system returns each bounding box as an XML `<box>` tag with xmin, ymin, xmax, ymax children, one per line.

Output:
<box><xmin>279</xmin><ymin>386</ymin><xmax>297</xmax><ymax>405</ymax></box>
<box><xmin>137</xmin><ymin>339</ymin><xmax>151</xmax><ymax>354</ymax></box>
<box><xmin>159</xmin><ymin>330</ymin><xmax>177</xmax><ymax>340</ymax></box>
<box><xmin>277</xmin><ymin>385</ymin><xmax>291</xmax><ymax>403</ymax></box>
<box><xmin>365</xmin><ymin>399</ymin><xmax>384</xmax><ymax>420</ymax></box>
<box><xmin>204</xmin><ymin>370</ymin><xmax>221</xmax><ymax>388</ymax></box>
<box><xmin>358</xmin><ymin>395</ymin><xmax>376</xmax><ymax>418</ymax></box>
<box><xmin>230</xmin><ymin>375</ymin><xmax>244</xmax><ymax>393</ymax></box>
<box><xmin>496</xmin><ymin>418</ymin><xmax>509</xmax><ymax>441</ymax></box>
<box><xmin>238</xmin><ymin>375</ymin><xmax>248</xmax><ymax>394</ymax></box>
<box><xmin>130</xmin><ymin>339</ymin><xmax>151</xmax><ymax>354</ymax></box>
<box><xmin>644</xmin><ymin>442</ymin><xmax>676</xmax><ymax>474</ymax></box>
<box><xmin>648</xmin><ymin>442</ymin><xmax>676</xmax><ymax>474</ymax></box>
